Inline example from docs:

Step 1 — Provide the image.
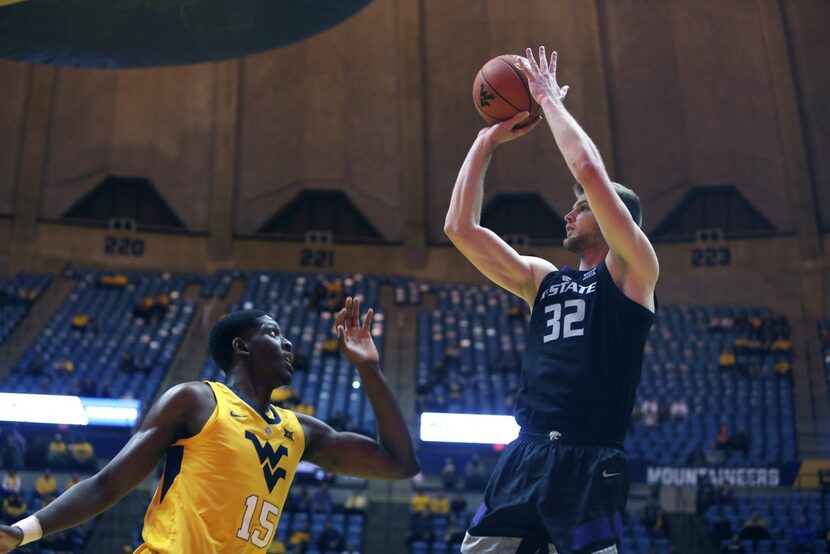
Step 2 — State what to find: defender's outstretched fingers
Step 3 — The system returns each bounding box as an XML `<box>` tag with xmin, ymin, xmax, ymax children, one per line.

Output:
<box><xmin>362</xmin><ymin>308</ymin><xmax>374</xmax><ymax>331</ymax></box>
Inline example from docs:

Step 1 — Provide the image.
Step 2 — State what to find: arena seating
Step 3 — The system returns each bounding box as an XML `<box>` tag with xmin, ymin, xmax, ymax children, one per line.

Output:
<box><xmin>1</xmin><ymin>271</ymin><xmax>196</xmax><ymax>407</ymax></box>
<box><xmin>415</xmin><ymin>282</ymin><xmax>798</xmax><ymax>467</ymax></box>
<box><xmin>0</xmin><ymin>273</ymin><xmax>52</xmax><ymax>346</ymax></box>
<box><xmin>199</xmin><ymin>271</ymin><xmax>386</xmax><ymax>435</ymax></box>
<box><xmin>703</xmin><ymin>491</ymin><xmax>828</xmax><ymax>553</ymax></box>
<box><xmin>627</xmin><ymin>305</ymin><xmax>796</xmax><ymax>466</ymax></box>
<box><xmin>820</xmin><ymin>320</ymin><xmax>830</xmax><ymax>403</ymax></box>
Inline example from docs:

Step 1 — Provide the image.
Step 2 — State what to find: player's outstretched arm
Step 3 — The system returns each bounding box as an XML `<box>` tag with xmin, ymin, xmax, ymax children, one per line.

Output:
<box><xmin>0</xmin><ymin>382</ymin><xmax>212</xmax><ymax>553</ymax></box>
<box><xmin>444</xmin><ymin>113</ymin><xmax>555</xmax><ymax>306</ymax></box>
<box><xmin>518</xmin><ymin>46</ymin><xmax>659</xmax><ymax>289</ymax></box>
<box><xmin>298</xmin><ymin>297</ymin><xmax>419</xmax><ymax>479</ymax></box>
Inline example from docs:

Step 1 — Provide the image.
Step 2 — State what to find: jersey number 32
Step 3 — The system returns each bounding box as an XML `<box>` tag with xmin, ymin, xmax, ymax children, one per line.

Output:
<box><xmin>543</xmin><ymin>299</ymin><xmax>586</xmax><ymax>342</ymax></box>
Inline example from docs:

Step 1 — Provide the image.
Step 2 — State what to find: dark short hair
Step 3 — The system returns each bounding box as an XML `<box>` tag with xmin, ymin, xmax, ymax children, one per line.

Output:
<box><xmin>208</xmin><ymin>309</ymin><xmax>270</xmax><ymax>372</ymax></box>
<box><xmin>573</xmin><ymin>181</ymin><xmax>642</xmax><ymax>227</ymax></box>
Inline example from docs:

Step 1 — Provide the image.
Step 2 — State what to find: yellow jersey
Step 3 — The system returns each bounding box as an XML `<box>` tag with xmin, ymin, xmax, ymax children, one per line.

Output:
<box><xmin>136</xmin><ymin>381</ymin><xmax>306</xmax><ymax>553</ymax></box>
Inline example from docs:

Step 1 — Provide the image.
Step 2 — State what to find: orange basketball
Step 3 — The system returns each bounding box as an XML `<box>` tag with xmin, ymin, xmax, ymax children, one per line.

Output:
<box><xmin>472</xmin><ymin>54</ymin><xmax>541</xmax><ymax>126</ymax></box>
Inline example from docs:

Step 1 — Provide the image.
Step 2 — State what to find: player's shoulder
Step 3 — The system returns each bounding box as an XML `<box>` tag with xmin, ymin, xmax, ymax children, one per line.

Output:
<box><xmin>156</xmin><ymin>381</ymin><xmax>216</xmax><ymax>413</ymax></box>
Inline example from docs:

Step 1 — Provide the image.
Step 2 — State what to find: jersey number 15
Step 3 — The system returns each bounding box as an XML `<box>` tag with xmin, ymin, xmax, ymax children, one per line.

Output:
<box><xmin>237</xmin><ymin>494</ymin><xmax>280</xmax><ymax>547</ymax></box>
<box><xmin>543</xmin><ymin>299</ymin><xmax>586</xmax><ymax>343</ymax></box>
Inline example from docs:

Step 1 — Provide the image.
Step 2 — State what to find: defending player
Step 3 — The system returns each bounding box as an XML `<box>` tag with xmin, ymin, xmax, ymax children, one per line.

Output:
<box><xmin>444</xmin><ymin>47</ymin><xmax>659</xmax><ymax>553</ymax></box>
<box><xmin>0</xmin><ymin>297</ymin><xmax>419</xmax><ymax>553</ymax></box>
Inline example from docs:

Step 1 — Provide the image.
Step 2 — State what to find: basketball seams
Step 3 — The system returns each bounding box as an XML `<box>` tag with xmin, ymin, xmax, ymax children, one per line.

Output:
<box><xmin>479</xmin><ymin>71</ymin><xmax>524</xmax><ymax>114</ymax></box>
<box><xmin>497</xmin><ymin>56</ymin><xmax>535</xmax><ymax>114</ymax></box>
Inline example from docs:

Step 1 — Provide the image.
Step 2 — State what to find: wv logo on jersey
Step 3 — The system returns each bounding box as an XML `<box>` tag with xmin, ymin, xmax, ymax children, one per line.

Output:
<box><xmin>245</xmin><ymin>431</ymin><xmax>288</xmax><ymax>493</ymax></box>
<box><xmin>479</xmin><ymin>84</ymin><xmax>495</xmax><ymax>107</ymax></box>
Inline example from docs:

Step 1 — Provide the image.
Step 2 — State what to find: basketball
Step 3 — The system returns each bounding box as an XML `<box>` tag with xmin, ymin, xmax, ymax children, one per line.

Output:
<box><xmin>472</xmin><ymin>54</ymin><xmax>541</xmax><ymax>126</ymax></box>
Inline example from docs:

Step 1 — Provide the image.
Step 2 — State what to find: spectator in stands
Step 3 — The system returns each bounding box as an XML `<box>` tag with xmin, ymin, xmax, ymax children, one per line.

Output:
<box><xmin>640</xmin><ymin>398</ymin><xmax>659</xmax><ymax>428</ymax></box>
<box><xmin>716</xmin><ymin>482</ymin><xmax>736</xmax><ymax>508</ymax></box>
<box><xmin>430</xmin><ymin>491</ymin><xmax>450</xmax><ymax>516</ymax></box>
<box><xmin>133</xmin><ymin>296</ymin><xmax>155</xmax><ymax>321</ymax></box>
<box><xmin>790</xmin><ymin>517</ymin><xmax>814</xmax><ymax>553</ymax></box>
<box><xmin>406</xmin><ymin>507</ymin><xmax>433</xmax><ymax>547</ymax></box>
<box><xmin>739</xmin><ymin>510</ymin><xmax>770</xmax><ymax>547</ymax></box>
<box><xmin>307</xmin><ymin>279</ymin><xmax>328</xmax><ymax>311</ymax></box>
<box><xmin>669</xmin><ymin>398</ymin><xmax>688</xmax><ymax>420</ymax></box>
<box><xmin>340</xmin><ymin>544</ymin><xmax>359</xmax><ymax>554</ymax></box>
<box><xmin>36</xmin><ymin>469</ymin><xmax>58</xmax><ymax>504</ymax></box>
<box><xmin>71</xmin><ymin>313</ymin><xmax>89</xmax><ymax>330</ymax></box>
<box><xmin>70</xmin><ymin>434</ymin><xmax>95</xmax><ymax>471</ymax></box>
<box><xmin>719</xmin><ymin>350</ymin><xmax>737</xmax><ymax>371</ymax></box>
<box><xmin>1</xmin><ymin>492</ymin><xmax>26</xmax><ymax>525</ymax></box>
<box><xmin>311</xmin><ymin>482</ymin><xmax>333</xmax><ymax>514</ymax></box>
<box><xmin>151</xmin><ymin>293</ymin><xmax>170</xmax><ymax>322</ymax></box>
<box><xmin>696</xmin><ymin>476</ymin><xmax>717</xmax><ymax>515</ymax></box>
<box><xmin>410</xmin><ymin>488</ymin><xmax>430</xmax><ymax>513</ymax></box>
<box><xmin>464</xmin><ymin>454</ymin><xmax>487</xmax><ymax>490</ymax></box>
<box><xmin>775</xmin><ymin>358</ymin><xmax>792</xmax><ymax>378</ymax></box>
<box><xmin>2</xmin><ymin>427</ymin><xmax>26</xmax><ymax>471</ymax></box>
<box><xmin>267</xmin><ymin>538</ymin><xmax>287</xmax><ymax>554</ymax></box>
<box><xmin>1</xmin><ymin>471</ymin><xmax>20</xmax><ymax>495</ymax></box>
<box><xmin>443</xmin><ymin>340</ymin><xmax>461</xmax><ymax>366</ymax></box>
<box><xmin>441</xmin><ymin>457</ymin><xmax>457</xmax><ymax>490</ymax></box>
<box><xmin>715</xmin><ymin>424</ymin><xmax>731</xmax><ymax>451</ymax></box>
<box><xmin>54</xmin><ymin>357</ymin><xmax>75</xmax><ymax>377</ymax></box>
<box><xmin>711</xmin><ymin>514</ymin><xmax>732</xmax><ymax>548</ymax></box>
<box><xmin>450</xmin><ymin>492</ymin><xmax>467</xmax><ymax>517</ymax></box>
<box><xmin>719</xmin><ymin>535</ymin><xmax>746</xmax><ymax>554</ymax></box>
<box><xmin>64</xmin><ymin>473</ymin><xmax>82</xmax><ymax>492</ymax></box>
<box><xmin>641</xmin><ymin>498</ymin><xmax>669</xmax><ymax>538</ymax></box>
<box><xmin>47</xmin><ymin>433</ymin><xmax>69</xmax><ymax>467</ymax></box>
<box><xmin>288</xmin><ymin>521</ymin><xmax>311</xmax><ymax>553</ymax></box>
<box><xmin>344</xmin><ymin>488</ymin><xmax>367</xmax><ymax>515</ymax></box>
<box><xmin>317</xmin><ymin>520</ymin><xmax>343</xmax><ymax>553</ymax></box>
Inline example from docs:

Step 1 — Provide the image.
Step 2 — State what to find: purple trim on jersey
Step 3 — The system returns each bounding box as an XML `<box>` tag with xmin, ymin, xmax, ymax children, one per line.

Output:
<box><xmin>471</xmin><ymin>502</ymin><xmax>488</xmax><ymax>527</ymax></box>
<box><xmin>571</xmin><ymin>512</ymin><xmax>623</xmax><ymax>550</ymax></box>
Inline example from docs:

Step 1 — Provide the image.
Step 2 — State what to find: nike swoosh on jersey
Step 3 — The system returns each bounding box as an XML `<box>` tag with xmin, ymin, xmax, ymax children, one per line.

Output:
<box><xmin>602</xmin><ymin>470</ymin><xmax>622</xmax><ymax>478</ymax></box>
<box><xmin>229</xmin><ymin>411</ymin><xmax>247</xmax><ymax>419</ymax></box>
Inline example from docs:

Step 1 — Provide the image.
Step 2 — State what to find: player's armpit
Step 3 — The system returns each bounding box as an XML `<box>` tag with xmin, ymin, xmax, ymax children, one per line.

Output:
<box><xmin>298</xmin><ymin>414</ymin><xmax>417</xmax><ymax>479</ymax></box>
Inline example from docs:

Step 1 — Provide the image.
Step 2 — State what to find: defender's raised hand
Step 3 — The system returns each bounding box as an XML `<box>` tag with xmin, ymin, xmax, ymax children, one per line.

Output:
<box><xmin>334</xmin><ymin>297</ymin><xmax>379</xmax><ymax>367</ymax></box>
<box><xmin>518</xmin><ymin>46</ymin><xmax>569</xmax><ymax>105</ymax></box>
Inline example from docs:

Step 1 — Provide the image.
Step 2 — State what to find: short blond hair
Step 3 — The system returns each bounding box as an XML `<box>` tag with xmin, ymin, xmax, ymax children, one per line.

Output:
<box><xmin>572</xmin><ymin>181</ymin><xmax>642</xmax><ymax>227</ymax></box>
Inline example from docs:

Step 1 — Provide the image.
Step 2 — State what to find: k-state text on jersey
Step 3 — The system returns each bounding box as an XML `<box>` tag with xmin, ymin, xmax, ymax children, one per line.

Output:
<box><xmin>540</xmin><ymin>280</ymin><xmax>597</xmax><ymax>300</ymax></box>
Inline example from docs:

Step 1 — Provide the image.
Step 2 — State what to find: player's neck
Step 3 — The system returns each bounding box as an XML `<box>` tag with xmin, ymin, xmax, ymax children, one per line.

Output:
<box><xmin>578</xmin><ymin>247</ymin><xmax>608</xmax><ymax>271</ymax></box>
<box><xmin>227</xmin><ymin>371</ymin><xmax>272</xmax><ymax>411</ymax></box>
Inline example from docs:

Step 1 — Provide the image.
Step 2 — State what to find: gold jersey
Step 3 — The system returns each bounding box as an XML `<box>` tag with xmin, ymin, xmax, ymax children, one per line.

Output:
<box><xmin>136</xmin><ymin>381</ymin><xmax>305</xmax><ymax>553</ymax></box>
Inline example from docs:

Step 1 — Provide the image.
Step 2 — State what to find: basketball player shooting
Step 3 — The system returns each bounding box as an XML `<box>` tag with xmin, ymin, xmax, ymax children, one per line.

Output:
<box><xmin>0</xmin><ymin>297</ymin><xmax>419</xmax><ymax>553</ymax></box>
<box><xmin>445</xmin><ymin>46</ymin><xmax>659</xmax><ymax>554</ymax></box>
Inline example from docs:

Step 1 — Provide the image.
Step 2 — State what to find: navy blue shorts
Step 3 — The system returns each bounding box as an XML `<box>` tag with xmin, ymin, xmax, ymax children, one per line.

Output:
<box><xmin>462</xmin><ymin>431</ymin><xmax>629</xmax><ymax>554</ymax></box>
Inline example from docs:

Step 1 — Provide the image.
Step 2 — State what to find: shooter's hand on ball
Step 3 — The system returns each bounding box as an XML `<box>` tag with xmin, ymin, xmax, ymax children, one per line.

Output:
<box><xmin>477</xmin><ymin>111</ymin><xmax>542</xmax><ymax>149</ymax></box>
<box><xmin>517</xmin><ymin>46</ymin><xmax>569</xmax><ymax>105</ymax></box>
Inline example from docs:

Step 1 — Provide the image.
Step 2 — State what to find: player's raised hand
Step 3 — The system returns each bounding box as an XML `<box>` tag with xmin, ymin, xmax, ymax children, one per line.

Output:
<box><xmin>478</xmin><ymin>110</ymin><xmax>542</xmax><ymax>147</ymax></box>
<box><xmin>334</xmin><ymin>297</ymin><xmax>379</xmax><ymax>367</ymax></box>
<box><xmin>518</xmin><ymin>46</ymin><xmax>569</xmax><ymax>105</ymax></box>
<box><xmin>0</xmin><ymin>525</ymin><xmax>23</xmax><ymax>553</ymax></box>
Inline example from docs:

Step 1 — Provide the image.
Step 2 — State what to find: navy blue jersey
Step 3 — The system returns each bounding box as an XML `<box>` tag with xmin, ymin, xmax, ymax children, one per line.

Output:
<box><xmin>516</xmin><ymin>259</ymin><xmax>655</xmax><ymax>445</ymax></box>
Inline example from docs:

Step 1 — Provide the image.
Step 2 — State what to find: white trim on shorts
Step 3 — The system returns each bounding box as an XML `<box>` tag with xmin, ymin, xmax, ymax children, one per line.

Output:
<box><xmin>460</xmin><ymin>533</ymin><xmax>558</xmax><ymax>554</ymax></box>
<box><xmin>460</xmin><ymin>533</ymin><xmax>619</xmax><ymax>554</ymax></box>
